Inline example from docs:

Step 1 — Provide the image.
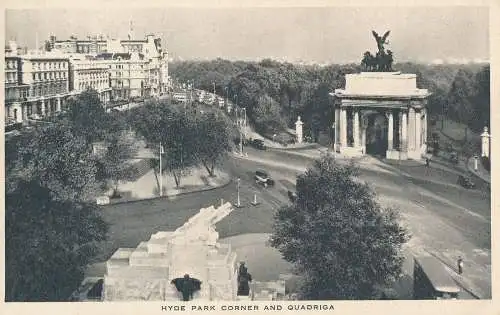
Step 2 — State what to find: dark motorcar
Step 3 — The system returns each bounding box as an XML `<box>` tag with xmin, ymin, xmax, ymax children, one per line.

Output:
<box><xmin>255</xmin><ymin>170</ymin><xmax>274</xmax><ymax>187</ymax></box>
<box><xmin>449</xmin><ymin>151</ymin><xmax>459</xmax><ymax>164</ymax></box>
<box><xmin>457</xmin><ymin>175</ymin><xmax>475</xmax><ymax>189</ymax></box>
<box><xmin>287</xmin><ymin>190</ymin><xmax>297</xmax><ymax>202</ymax></box>
<box><xmin>250</xmin><ymin>139</ymin><xmax>266</xmax><ymax>150</ymax></box>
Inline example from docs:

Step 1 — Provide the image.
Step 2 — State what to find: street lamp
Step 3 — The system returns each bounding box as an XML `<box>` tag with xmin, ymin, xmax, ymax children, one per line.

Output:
<box><xmin>159</xmin><ymin>143</ymin><xmax>164</xmax><ymax>197</ymax></box>
<box><xmin>237</xmin><ymin>177</ymin><xmax>241</xmax><ymax>207</ymax></box>
<box><xmin>224</xmin><ymin>87</ymin><xmax>228</xmax><ymax>106</ymax></box>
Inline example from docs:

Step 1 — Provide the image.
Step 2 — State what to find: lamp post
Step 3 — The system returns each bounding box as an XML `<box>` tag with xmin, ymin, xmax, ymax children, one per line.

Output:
<box><xmin>225</xmin><ymin>87</ymin><xmax>228</xmax><ymax>105</ymax></box>
<box><xmin>237</xmin><ymin>177</ymin><xmax>241</xmax><ymax>207</ymax></box>
<box><xmin>159</xmin><ymin>143</ymin><xmax>164</xmax><ymax>197</ymax></box>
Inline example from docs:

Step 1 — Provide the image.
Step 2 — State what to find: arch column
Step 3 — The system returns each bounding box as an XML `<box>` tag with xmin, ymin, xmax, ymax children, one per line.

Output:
<box><xmin>415</xmin><ymin>110</ymin><xmax>421</xmax><ymax>150</ymax></box>
<box><xmin>57</xmin><ymin>97</ymin><xmax>62</xmax><ymax>112</ymax></box>
<box><xmin>401</xmin><ymin>110</ymin><xmax>408</xmax><ymax>151</ymax></box>
<box><xmin>334</xmin><ymin>107</ymin><xmax>340</xmax><ymax>150</ymax></box>
<box><xmin>387</xmin><ymin>111</ymin><xmax>393</xmax><ymax>150</ymax></box>
<box><xmin>353</xmin><ymin>110</ymin><xmax>360</xmax><ymax>148</ymax></box>
<box><xmin>408</xmin><ymin>108</ymin><xmax>415</xmax><ymax>150</ymax></box>
<box><xmin>340</xmin><ymin>108</ymin><xmax>347</xmax><ymax>148</ymax></box>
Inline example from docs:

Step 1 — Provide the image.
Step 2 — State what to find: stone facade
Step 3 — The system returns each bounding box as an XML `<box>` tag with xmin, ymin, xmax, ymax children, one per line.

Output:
<box><xmin>332</xmin><ymin>72</ymin><xmax>431</xmax><ymax>160</ymax></box>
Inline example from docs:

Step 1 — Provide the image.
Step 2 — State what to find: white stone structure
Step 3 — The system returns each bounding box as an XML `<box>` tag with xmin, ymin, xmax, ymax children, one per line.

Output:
<box><xmin>333</xmin><ymin>72</ymin><xmax>431</xmax><ymax>160</ymax></box>
<box><xmin>103</xmin><ymin>202</ymin><xmax>240</xmax><ymax>301</ymax></box>
<box><xmin>481</xmin><ymin>126</ymin><xmax>490</xmax><ymax>158</ymax></box>
<box><xmin>295</xmin><ymin>116</ymin><xmax>304</xmax><ymax>144</ymax></box>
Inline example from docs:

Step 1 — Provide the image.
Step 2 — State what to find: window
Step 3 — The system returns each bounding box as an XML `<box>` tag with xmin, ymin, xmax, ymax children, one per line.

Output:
<box><xmin>32</xmin><ymin>73</ymin><xmax>36</xmax><ymax>81</ymax></box>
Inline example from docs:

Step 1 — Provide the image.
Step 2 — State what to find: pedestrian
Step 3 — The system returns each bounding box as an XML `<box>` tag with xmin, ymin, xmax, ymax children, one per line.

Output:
<box><xmin>425</xmin><ymin>157</ymin><xmax>430</xmax><ymax>167</ymax></box>
<box><xmin>457</xmin><ymin>257</ymin><xmax>464</xmax><ymax>275</ymax></box>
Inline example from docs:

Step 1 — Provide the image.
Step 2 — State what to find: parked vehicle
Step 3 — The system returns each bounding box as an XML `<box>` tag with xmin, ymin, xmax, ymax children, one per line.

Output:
<box><xmin>413</xmin><ymin>256</ymin><xmax>460</xmax><ymax>300</ymax></box>
<box><xmin>254</xmin><ymin>170</ymin><xmax>274</xmax><ymax>187</ymax></box>
<box><xmin>457</xmin><ymin>175</ymin><xmax>475</xmax><ymax>189</ymax></box>
<box><xmin>449</xmin><ymin>151</ymin><xmax>459</xmax><ymax>164</ymax></box>
<box><xmin>250</xmin><ymin>139</ymin><xmax>266</xmax><ymax>150</ymax></box>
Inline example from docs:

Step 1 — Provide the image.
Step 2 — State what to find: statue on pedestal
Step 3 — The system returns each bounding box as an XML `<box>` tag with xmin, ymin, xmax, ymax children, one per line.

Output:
<box><xmin>237</xmin><ymin>262</ymin><xmax>253</xmax><ymax>296</ymax></box>
<box><xmin>361</xmin><ymin>30</ymin><xmax>394</xmax><ymax>72</ymax></box>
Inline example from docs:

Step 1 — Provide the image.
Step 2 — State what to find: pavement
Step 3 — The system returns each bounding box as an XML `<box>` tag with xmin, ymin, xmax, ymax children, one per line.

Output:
<box><xmin>466</xmin><ymin>156</ymin><xmax>491</xmax><ymax>184</ymax></box>
<box><xmin>100</xmin><ymin>165</ymin><xmax>231</xmax><ymax>203</ymax></box>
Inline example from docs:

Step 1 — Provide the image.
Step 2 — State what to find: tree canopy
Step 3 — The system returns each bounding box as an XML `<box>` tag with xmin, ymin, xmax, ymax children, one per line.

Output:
<box><xmin>170</xmin><ymin>59</ymin><xmax>489</xmax><ymax>142</ymax></box>
<box><xmin>270</xmin><ymin>154</ymin><xmax>409</xmax><ymax>300</ymax></box>
<box><xmin>5</xmin><ymin>180</ymin><xmax>108</xmax><ymax>301</ymax></box>
<box><xmin>4</xmin><ymin>90</ymin><xmax>120</xmax><ymax>301</ymax></box>
<box><xmin>130</xmin><ymin>100</ymin><xmax>232</xmax><ymax>186</ymax></box>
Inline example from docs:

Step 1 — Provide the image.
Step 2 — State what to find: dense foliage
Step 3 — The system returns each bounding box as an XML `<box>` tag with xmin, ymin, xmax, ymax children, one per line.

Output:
<box><xmin>130</xmin><ymin>99</ymin><xmax>233</xmax><ymax>185</ymax></box>
<box><xmin>4</xmin><ymin>91</ymin><xmax>142</xmax><ymax>301</ymax></box>
<box><xmin>5</xmin><ymin>180</ymin><xmax>107</xmax><ymax>301</ymax></box>
<box><xmin>170</xmin><ymin>59</ymin><xmax>490</xmax><ymax>139</ymax></box>
<box><xmin>270</xmin><ymin>154</ymin><xmax>409</xmax><ymax>300</ymax></box>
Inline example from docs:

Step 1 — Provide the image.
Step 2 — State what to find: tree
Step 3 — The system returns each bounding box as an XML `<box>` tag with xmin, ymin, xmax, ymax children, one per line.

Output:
<box><xmin>7</xmin><ymin>123</ymin><xmax>100</xmax><ymax>202</ymax></box>
<box><xmin>270</xmin><ymin>154</ymin><xmax>409</xmax><ymax>300</ymax></box>
<box><xmin>130</xmin><ymin>101</ymin><xmax>198</xmax><ymax>188</ymax></box>
<box><xmin>193</xmin><ymin>109</ymin><xmax>232</xmax><ymax>177</ymax></box>
<box><xmin>5</xmin><ymin>179</ymin><xmax>108</xmax><ymax>301</ymax></box>
<box><xmin>252</xmin><ymin>94</ymin><xmax>286</xmax><ymax>134</ymax></box>
<box><xmin>447</xmin><ymin>68</ymin><xmax>479</xmax><ymax>139</ymax></box>
<box><xmin>99</xmin><ymin>130</ymin><xmax>139</xmax><ymax>198</ymax></box>
<box><xmin>64</xmin><ymin>90</ymin><xmax>108</xmax><ymax>147</ymax></box>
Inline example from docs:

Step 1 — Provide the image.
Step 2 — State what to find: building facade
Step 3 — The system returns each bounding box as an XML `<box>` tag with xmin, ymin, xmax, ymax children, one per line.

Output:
<box><xmin>69</xmin><ymin>57</ymin><xmax>112</xmax><ymax>104</ymax></box>
<box><xmin>4</xmin><ymin>32</ymin><xmax>170</xmax><ymax>125</ymax></box>
<box><xmin>96</xmin><ymin>52</ymin><xmax>150</xmax><ymax>100</ymax></box>
<box><xmin>5</xmin><ymin>49</ymin><xmax>71</xmax><ymax>124</ymax></box>
<box><xmin>49</xmin><ymin>33</ymin><xmax>170</xmax><ymax>95</ymax></box>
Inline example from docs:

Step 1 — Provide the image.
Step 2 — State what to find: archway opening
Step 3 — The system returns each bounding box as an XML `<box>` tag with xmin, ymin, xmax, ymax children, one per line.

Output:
<box><xmin>365</xmin><ymin>113</ymin><xmax>388</xmax><ymax>156</ymax></box>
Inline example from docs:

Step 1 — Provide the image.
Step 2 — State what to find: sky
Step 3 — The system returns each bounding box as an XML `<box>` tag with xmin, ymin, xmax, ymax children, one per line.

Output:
<box><xmin>5</xmin><ymin>6</ymin><xmax>489</xmax><ymax>63</ymax></box>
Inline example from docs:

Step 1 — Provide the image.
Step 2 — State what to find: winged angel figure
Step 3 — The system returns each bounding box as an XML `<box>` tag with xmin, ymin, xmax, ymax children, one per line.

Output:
<box><xmin>372</xmin><ymin>30</ymin><xmax>390</xmax><ymax>54</ymax></box>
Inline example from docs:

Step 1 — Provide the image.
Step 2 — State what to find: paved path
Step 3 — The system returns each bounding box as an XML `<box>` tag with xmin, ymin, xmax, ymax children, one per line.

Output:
<box><xmin>102</xmin><ymin>166</ymin><xmax>230</xmax><ymax>203</ymax></box>
<box><xmin>467</xmin><ymin>156</ymin><xmax>491</xmax><ymax>183</ymax></box>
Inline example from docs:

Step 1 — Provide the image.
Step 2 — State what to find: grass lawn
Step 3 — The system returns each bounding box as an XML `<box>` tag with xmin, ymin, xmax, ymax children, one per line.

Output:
<box><xmin>431</xmin><ymin>119</ymin><xmax>480</xmax><ymax>144</ymax></box>
<box><xmin>91</xmin><ymin>184</ymin><xmax>278</xmax><ymax>264</ymax></box>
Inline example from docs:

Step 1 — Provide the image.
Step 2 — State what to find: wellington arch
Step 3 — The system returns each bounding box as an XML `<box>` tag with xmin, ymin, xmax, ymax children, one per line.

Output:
<box><xmin>331</xmin><ymin>71</ymin><xmax>431</xmax><ymax>160</ymax></box>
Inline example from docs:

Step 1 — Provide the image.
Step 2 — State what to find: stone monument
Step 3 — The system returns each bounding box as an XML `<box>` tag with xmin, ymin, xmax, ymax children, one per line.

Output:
<box><xmin>102</xmin><ymin>202</ymin><xmax>238</xmax><ymax>301</ymax></box>
<box><xmin>331</xmin><ymin>31</ymin><xmax>431</xmax><ymax>160</ymax></box>
<box><xmin>101</xmin><ymin>202</ymin><xmax>286</xmax><ymax>301</ymax></box>
<box><xmin>295</xmin><ymin>116</ymin><xmax>304</xmax><ymax>144</ymax></box>
<box><xmin>481</xmin><ymin>126</ymin><xmax>490</xmax><ymax>158</ymax></box>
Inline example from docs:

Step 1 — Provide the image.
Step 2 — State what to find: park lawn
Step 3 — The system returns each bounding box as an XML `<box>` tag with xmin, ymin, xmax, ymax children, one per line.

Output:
<box><xmin>431</xmin><ymin>119</ymin><xmax>480</xmax><ymax>143</ymax></box>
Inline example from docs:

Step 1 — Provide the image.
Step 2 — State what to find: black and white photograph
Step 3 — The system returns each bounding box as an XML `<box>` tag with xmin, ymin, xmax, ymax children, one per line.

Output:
<box><xmin>1</xmin><ymin>0</ymin><xmax>497</xmax><ymax>313</ymax></box>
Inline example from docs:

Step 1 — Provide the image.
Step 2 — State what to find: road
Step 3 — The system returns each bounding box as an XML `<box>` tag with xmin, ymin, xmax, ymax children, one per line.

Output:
<box><xmin>238</xmin><ymin>146</ymin><xmax>491</xmax><ymax>298</ymax></box>
<box><xmin>90</xmin><ymin>145</ymin><xmax>490</xmax><ymax>299</ymax></box>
